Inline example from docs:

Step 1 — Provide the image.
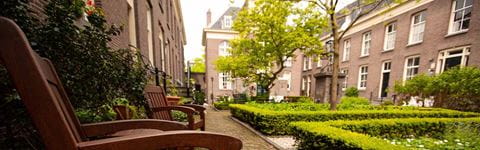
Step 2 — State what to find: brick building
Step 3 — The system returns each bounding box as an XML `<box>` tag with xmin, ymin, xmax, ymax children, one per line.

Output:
<box><xmin>28</xmin><ymin>0</ymin><xmax>187</xmax><ymax>87</ymax></box>
<box><xmin>99</xmin><ymin>0</ymin><xmax>187</xmax><ymax>86</ymax></box>
<box><xmin>202</xmin><ymin>7</ymin><xmax>303</xmax><ymax>103</ymax></box>
<box><xmin>301</xmin><ymin>0</ymin><xmax>479</xmax><ymax>103</ymax></box>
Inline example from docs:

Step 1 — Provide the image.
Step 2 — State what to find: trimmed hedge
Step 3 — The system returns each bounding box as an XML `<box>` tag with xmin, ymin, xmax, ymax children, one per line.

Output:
<box><xmin>230</xmin><ymin>104</ymin><xmax>480</xmax><ymax>135</ymax></box>
<box><xmin>213</xmin><ymin>101</ymin><xmax>231</xmax><ymax>110</ymax></box>
<box><xmin>290</xmin><ymin>118</ymin><xmax>480</xmax><ymax>150</ymax></box>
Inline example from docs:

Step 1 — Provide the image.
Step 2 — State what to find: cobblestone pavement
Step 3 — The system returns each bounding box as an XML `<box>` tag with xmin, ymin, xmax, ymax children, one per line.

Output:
<box><xmin>205</xmin><ymin>107</ymin><xmax>276</xmax><ymax>150</ymax></box>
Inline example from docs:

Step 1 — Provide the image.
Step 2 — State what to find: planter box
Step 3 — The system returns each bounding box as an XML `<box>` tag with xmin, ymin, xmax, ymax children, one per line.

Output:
<box><xmin>166</xmin><ymin>96</ymin><xmax>180</xmax><ymax>106</ymax></box>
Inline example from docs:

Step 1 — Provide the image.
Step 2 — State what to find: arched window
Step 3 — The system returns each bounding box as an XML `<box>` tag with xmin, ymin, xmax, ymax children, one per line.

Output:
<box><xmin>218</xmin><ymin>41</ymin><xmax>230</xmax><ymax>56</ymax></box>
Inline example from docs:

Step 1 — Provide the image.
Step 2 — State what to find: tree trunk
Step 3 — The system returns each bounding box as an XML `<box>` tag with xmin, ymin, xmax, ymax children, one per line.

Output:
<box><xmin>329</xmin><ymin>13</ymin><xmax>340</xmax><ymax>111</ymax></box>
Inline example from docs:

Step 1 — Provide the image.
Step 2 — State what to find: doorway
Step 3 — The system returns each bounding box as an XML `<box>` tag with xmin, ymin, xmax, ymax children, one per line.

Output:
<box><xmin>379</xmin><ymin>61</ymin><xmax>391</xmax><ymax>98</ymax></box>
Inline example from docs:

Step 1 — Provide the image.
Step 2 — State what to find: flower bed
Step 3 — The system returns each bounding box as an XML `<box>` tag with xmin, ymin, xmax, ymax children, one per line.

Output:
<box><xmin>290</xmin><ymin>118</ymin><xmax>480</xmax><ymax>149</ymax></box>
<box><xmin>229</xmin><ymin>104</ymin><xmax>480</xmax><ymax>135</ymax></box>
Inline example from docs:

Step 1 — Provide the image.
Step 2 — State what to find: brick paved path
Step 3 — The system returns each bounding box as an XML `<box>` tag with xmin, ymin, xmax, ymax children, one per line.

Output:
<box><xmin>205</xmin><ymin>108</ymin><xmax>275</xmax><ymax>150</ymax></box>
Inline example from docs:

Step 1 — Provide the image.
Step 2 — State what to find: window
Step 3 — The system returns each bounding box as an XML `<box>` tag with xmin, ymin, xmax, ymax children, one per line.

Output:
<box><xmin>341</xmin><ymin>69</ymin><xmax>348</xmax><ymax>90</ymax></box>
<box><xmin>219</xmin><ymin>72</ymin><xmax>232</xmax><ymax>90</ymax></box>
<box><xmin>306</xmin><ymin>76</ymin><xmax>311</xmax><ymax>96</ymax></box>
<box><xmin>219</xmin><ymin>41</ymin><xmax>230</xmax><ymax>56</ymax></box>
<box><xmin>404</xmin><ymin>56</ymin><xmax>420</xmax><ymax>80</ymax></box>
<box><xmin>147</xmin><ymin>4</ymin><xmax>154</xmax><ymax>65</ymax></box>
<box><xmin>449</xmin><ymin>0</ymin><xmax>472</xmax><ymax>34</ymax></box>
<box><xmin>409</xmin><ymin>11</ymin><xmax>426</xmax><ymax>44</ymax></box>
<box><xmin>127</xmin><ymin>0</ymin><xmax>137</xmax><ymax>47</ymax></box>
<box><xmin>358</xmin><ymin>66</ymin><xmax>368</xmax><ymax>89</ymax></box>
<box><xmin>317</xmin><ymin>56</ymin><xmax>322</xmax><ymax>68</ymax></box>
<box><xmin>303</xmin><ymin>56</ymin><xmax>312</xmax><ymax>70</ymax></box>
<box><xmin>342</xmin><ymin>40</ymin><xmax>350</xmax><ymax>61</ymax></box>
<box><xmin>159</xmin><ymin>30</ymin><xmax>166</xmax><ymax>71</ymax></box>
<box><xmin>361</xmin><ymin>32</ymin><xmax>371</xmax><ymax>56</ymax></box>
<box><xmin>283</xmin><ymin>57</ymin><xmax>292</xmax><ymax>67</ymax></box>
<box><xmin>280</xmin><ymin>71</ymin><xmax>292</xmax><ymax>91</ymax></box>
<box><xmin>223</xmin><ymin>16</ymin><xmax>232</xmax><ymax>29</ymax></box>
<box><xmin>302</xmin><ymin>76</ymin><xmax>311</xmax><ymax>96</ymax></box>
<box><xmin>437</xmin><ymin>47</ymin><xmax>470</xmax><ymax>73</ymax></box>
<box><xmin>384</xmin><ymin>23</ymin><xmax>396</xmax><ymax>51</ymax></box>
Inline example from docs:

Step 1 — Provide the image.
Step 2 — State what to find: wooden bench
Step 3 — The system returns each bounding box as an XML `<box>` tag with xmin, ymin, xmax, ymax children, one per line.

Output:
<box><xmin>0</xmin><ymin>17</ymin><xmax>242</xmax><ymax>150</ymax></box>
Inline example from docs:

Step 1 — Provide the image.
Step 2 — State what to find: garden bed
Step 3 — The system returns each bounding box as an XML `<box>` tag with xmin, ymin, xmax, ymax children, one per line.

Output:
<box><xmin>229</xmin><ymin>104</ymin><xmax>480</xmax><ymax>135</ymax></box>
<box><xmin>290</xmin><ymin>118</ymin><xmax>480</xmax><ymax>149</ymax></box>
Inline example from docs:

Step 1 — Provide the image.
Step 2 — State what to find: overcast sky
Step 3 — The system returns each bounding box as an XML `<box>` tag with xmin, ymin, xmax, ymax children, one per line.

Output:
<box><xmin>180</xmin><ymin>0</ymin><xmax>355</xmax><ymax>62</ymax></box>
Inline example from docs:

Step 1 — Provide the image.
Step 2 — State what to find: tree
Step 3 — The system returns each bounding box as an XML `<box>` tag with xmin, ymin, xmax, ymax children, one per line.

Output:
<box><xmin>304</xmin><ymin>0</ymin><xmax>405</xmax><ymax>110</ymax></box>
<box><xmin>190</xmin><ymin>55</ymin><xmax>206</xmax><ymax>73</ymax></box>
<box><xmin>216</xmin><ymin>0</ymin><xmax>327</xmax><ymax>94</ymax></box>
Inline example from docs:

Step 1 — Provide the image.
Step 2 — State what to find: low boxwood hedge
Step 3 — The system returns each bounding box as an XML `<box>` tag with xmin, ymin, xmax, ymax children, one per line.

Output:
<box><xmin>290</xmin><ymin>118</ymin><xmax>480</xmax><ymax>150</ymax></box>
<box><xmin>230</xmin><ymin>104</ymin><xmax>480</xmax><ymax>135</ymax></box>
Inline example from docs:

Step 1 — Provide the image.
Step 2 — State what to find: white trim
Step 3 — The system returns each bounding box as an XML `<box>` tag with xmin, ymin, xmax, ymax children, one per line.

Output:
<box><xmin>409</xmin><ymin>11</ymin><xmax>426</xmax><ymax>45</ymax></box>
<box><xmin>448</xmin><ymin>0</ymin><xmax>473</xmax><ymax>34</ymax></box>
<box><xmin>357</xmin><ymin>65</ymin><xmax>368</xmax><ymax>90</ymax></box>
<box><xmin>403</xmin><ymin>56</ymin><xmax>420</xmax><ymax>81</ymax></box>
<box><xmin>378</xmin><ymin>61</ymin><xmax>391</xmax><ymax>98</ymax></box>
<box><xmin>127</xmin><ymin>0</ymin><xmax>137</xmax><ymax>47</ymax></box>
<box><xmin>219</xmin><ymin>72</ymin><xmax>232</xmax><ymax>90</ymax></box>
<box><xmin>343</xmin><ymin>0</ymin><xmax>434</xmax><ymax>37</ymax></box>
<box><xmin>436</xmin><ymin>46</ymin><xmax>470</xmax><ymax>73</ymax></box>
<box><xmin>218</xmin><ymin>41</ymin><xmax>230</xmax><ymax>56</ymax></box>
<box><xmin>341</xmin><ymin>69</ymin><xmax>348</xmax><ymax>91</ymax></box>
<box><xmin>147</xmin><ymin>5</ymin><xmax>154</xmax><ymax>65</ymax></box>
<box><xmin>223</xmin><ymin>16</ymin><xmax>233</xmax><ymax>29</ymax></box>
<box><xmin>206</xmin><ymin>32</ymin><xmax>237</xmax><ymax>40</ymax></box>
<box><xmin>361</xmin><ymin>32</ymin><xmax>371</xmax><ymax>57</ymax></box>
<box><xmin>342</xmin><ymin>39</ymin><xmax>351</xmax><ymax>61</ymax></box>
<box><xmin>384</xmin><ymin>23</ymin><xmax>396</xmax><ymax>51</ymax></box>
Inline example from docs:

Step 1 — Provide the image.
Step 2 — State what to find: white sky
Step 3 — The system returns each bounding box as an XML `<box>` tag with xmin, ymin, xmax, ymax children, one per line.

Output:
<box><xmin>180</xmin><ymin>0</ymin><xmax>355</xmax><ymax>62</ymax></box>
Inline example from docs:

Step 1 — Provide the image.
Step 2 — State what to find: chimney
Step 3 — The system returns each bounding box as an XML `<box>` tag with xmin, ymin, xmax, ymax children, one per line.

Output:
<box><xmin>206</xmin><ymin>9</ymin><xmax>212</xmax><ymax>26</ymax></box>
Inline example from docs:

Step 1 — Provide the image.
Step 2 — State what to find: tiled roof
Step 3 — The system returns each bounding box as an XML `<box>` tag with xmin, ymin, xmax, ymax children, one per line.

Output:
<box><xmin>208</xmin><ymin>7</ymin><xmax>241</xmax><ymax>30</ymax></box>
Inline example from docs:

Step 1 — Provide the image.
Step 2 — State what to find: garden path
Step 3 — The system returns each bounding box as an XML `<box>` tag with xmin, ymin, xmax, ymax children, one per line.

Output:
<box><xmin>205</xmin><ymin>107</ymin><xmax>276</xmax><ymax>150</ymax></box>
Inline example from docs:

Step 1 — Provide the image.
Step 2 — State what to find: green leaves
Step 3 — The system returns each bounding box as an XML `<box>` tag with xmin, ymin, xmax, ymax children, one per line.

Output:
<box><xmin>393</xmin><ymin>67</ymin><xmax>480</xmax><ymax>112</ymax></box>
<box><xmin>215</xmin><ymin>0</ymin><xmax>327</xmax><ymax>91</ymax></box>
<box><xmin>290</xmin><ymin>118</ymin><xmax>480</xmax><ymax>150</ymax></box>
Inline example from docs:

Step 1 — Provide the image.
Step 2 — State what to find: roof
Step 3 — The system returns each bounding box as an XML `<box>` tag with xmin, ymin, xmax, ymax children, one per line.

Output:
<box><xmin>208</xmin><ymin>7</ymin><xmax>241</xmax><ymax>30</ymax></box>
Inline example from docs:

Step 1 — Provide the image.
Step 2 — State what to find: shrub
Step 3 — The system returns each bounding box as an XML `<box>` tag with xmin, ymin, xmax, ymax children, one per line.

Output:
<box><xmin>214</xmin><ymin>101</ymin><xmax>232</xmax><ymax>110</ymax></box>
<box><xmin>338</xmin><ymin>97</ymin><xmax>369</xmax><ymax>109</ymax></box>
<box><xmin>344</xmin><ymin>87</ymin><xmax>359</xmax><ymax>97</ymax></box>
<box><xmin>381</xmin><ymin>100</ymin><xmax>395</xmax><ymax>106</ymax></box>
<box><xmin>290</xmin><ymin>118</ymin><xmax>480</xmax><ymax>150</ymax></box>
<box><xmin>230</xmin><ymin>104</ymin><xmax>480</xmax><ymax>135</ymax></box>
<box><xmin>393</xmin><ymin>67</ymin><xmax>480</xmax><ymax>112</ymax></box>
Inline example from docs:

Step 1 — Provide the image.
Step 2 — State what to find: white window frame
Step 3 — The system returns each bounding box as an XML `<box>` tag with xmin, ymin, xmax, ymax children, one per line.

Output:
<box><xmin>159</xmin><ymin>31</ymin><xmax>165</xmax><ymax>71</ymax></box>
<box><xmin>342</xmin><ymin>39</ymin><xmax>350</xmax><ymax>61</ymax></box>
<box><xmin>384</xmin><ymin>22</ymin><xmax>396</xmax><ymax>51</ymax></box>
<box><xmin>403</xmin><ymin>56</ymin><xmax>420</xmax><ymax>81</ymax></box>
<box><xmin>219</xmin><ymin>72</ymin><xmax>232</xmax><ymax>90</ymax></box>
<box><xmin>147</xmin><ymin>5</ymin><xmax>154</xmax><ymax>65</ymax></box>
<box><xmin>409</xmin><ymin>11</ymin><xmax>426</xmax><ymax>45</ymax></box>
<box><xmin>283</xmin><ymin>56</ymin><xmax>292</xmax><ymax>67</ymax></box>
<box><xmin>219</xmin><ymin>41</ymin><xmax>230</xmax><ymax>56</ymax></box>
<box><xmin>378</xmin><ymin>61</ymin><xmax>391</xmax><ymax>98</ymax></box>
<box><xmin>361</xmin><ymin>32</ymin><xmax>371</xmax><ymax>56</ymax></box>
<box><xmin>306</xmin><ymin>76</ymin><xmax>311</xmax><ymax>96</ymax></box>
<box><xmin>341</xmin><ymin>69</ymin><xmax>348</xmax><ymax>91</ymax></box>
<box><xmin>357</xmin><ymin>65</ymin><xmax>368</xmax><ymax>90</ymax></box>
<box><xmin>448</xmin><ymin>0</ymin><xmax>473</xmax><ymax>34</ymax></box>
<box><xmin>303</xmin><ymin>56</ymin><xmax>311</xmax><ymax>70</ymax></box>
<box><xmin>317</xmin><ymin>56</ymin><xmax>322</xmax><ymax>68</ymax></box>
<box><xmin>127</xmin><ymin>0</ymin><xmax>137</xmax><ymax>48</ymax></box>
<box><xmin>436</xmin><ymin>46</ymin><xmax>470</xmax><ymax>73</ymax></box>
<box><xmin>223</xmin><ymin>16</ymin><xmax>232</xmax><ymax>29</ymax></box>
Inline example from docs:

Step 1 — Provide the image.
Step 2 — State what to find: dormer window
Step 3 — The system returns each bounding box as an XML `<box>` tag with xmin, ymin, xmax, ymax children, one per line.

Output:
<box><xmin>223</xmin><ymin>16</ymin><xmax>232</xmax><ymax>29</ymax></box>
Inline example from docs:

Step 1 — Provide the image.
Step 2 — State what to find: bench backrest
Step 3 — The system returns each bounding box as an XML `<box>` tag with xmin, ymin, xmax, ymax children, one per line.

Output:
<box><xmin>144</xmin><ymin>85</ymin><xmax>173</xmax><ymax>120</ymax></box>
<box><xmin>0</xmin><ymin>17</ymin><xmax>83</xmax><ymax>149</ymax></box>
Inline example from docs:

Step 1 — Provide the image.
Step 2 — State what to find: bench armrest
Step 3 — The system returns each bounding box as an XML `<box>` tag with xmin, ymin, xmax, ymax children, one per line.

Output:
<box><xmin>81</xmin><ymin>119</ymin><xmax>188</xmax><ymax>137</ymax></box>
<box><xmin>78</xmin><ymin>131</ymin><xmax>242</xmax><ymax>150</ymax></box>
